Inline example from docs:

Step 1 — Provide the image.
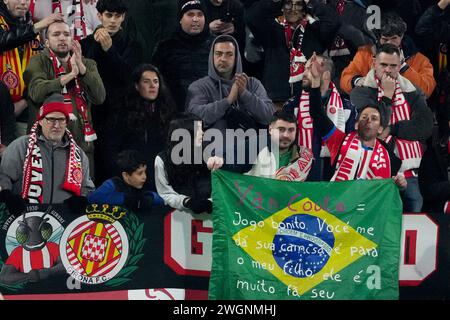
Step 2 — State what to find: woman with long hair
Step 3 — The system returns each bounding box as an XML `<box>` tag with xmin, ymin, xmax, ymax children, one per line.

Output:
<box><xmin>102</xmin><ymin>63</ymin><xmax>177</xmax><ymax>189</ymax></box>
<box><xmin>154</xmin><ymin>113</ymin><xmax>213</xmax><ymax>213</ymax></box>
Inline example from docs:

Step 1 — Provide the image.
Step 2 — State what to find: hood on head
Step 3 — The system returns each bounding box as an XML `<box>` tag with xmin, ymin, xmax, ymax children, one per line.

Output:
<box><xmin>208</xmin><ymin>34</ymin><xmax>242</xmax><ymax>81</ymax></box>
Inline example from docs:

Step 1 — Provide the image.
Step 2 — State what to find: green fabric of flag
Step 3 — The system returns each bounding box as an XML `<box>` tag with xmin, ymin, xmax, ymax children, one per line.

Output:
<box><xmin>209</xmin><ymin>170</ymin><xmax>403</xmax><ymax>300</ymax></box>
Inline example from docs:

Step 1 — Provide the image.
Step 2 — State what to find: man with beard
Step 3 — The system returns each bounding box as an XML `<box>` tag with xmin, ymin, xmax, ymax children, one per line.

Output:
<box><xmin>283</xmin><ymin>54</ymin><xmax>348</xmax><ymax>181</ymax></box>
<box><xmin>307</xmin><ymin>52</ymin><xmax>406</xmax><ymax>188</ymax></box>
<box><xmin>23</xmin><ymin>21</ymin><xmax>105</xmax><ymax>177</ymax></box>
<box><xmin>244</xmin><ymin>111</ymin><xmax>314</xmax><ymax>181</ymax></box>
<box><xmin>350</xmin><ymin>44</ymin><xmax>433</xmax><ymax>212</ymax></box>
<box><xmin>206</xmin><ymin>111</ymin><xmax>314</xmax><ymax>182</ymax></box>
<box><xmin>187</xmin><ymin>35</ymin><xmax>274</xmax><ymax>132</ymax></box>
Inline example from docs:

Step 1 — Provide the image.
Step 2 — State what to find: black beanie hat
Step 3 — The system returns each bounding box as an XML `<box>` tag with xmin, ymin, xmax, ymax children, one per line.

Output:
<box><xmin>178</xmin><ymin>0</ymin><xmax>206</xmax><ymax>21</ymax></box>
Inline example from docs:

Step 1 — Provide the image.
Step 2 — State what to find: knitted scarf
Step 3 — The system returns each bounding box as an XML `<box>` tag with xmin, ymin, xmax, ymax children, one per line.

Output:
<box><xmin>29</xmin><ymin>0</ymin><xmax>87</xmax><ymax>40</ymax></box>
<box><xmin>296</xmin><ymin>82</ymin><xmax>345</xmax><ymax>155</ymax></box>
<box><xmin>22</xmin><ymin>122</ymin><xmax>83</xmax><ymax>203</ymax></box>
<box><xmin>49</xmin><ymin>49</ymin><xmax>97</xmax><ymax>142</ymax></box>
<box><xmin>277</xmin><ymin>17</ymin><xmax>308</xmax><ymax>83</ymax></box>
<box><xmin>329</xmin><ymin>0</ymin><xmax>349</xmax><ymax>57</ymax></box>
<box><xmin>0</xmin><ymin>15</ymin><xmax>40</xmax><ymax>102</ymax></box>
<box><xmin>376</xmin><ymin>77</ymin><xmax>423</xmax><ymax>174</ymax></box>
<box><xmin>331</xmin><ymin>131</ymin><xmax>391</xmax><ymax>181</ymax></box>
<box><xmin>275</xmin><ymin>145</ymin><xmax>313</xmax><ymax>181</ymax></box>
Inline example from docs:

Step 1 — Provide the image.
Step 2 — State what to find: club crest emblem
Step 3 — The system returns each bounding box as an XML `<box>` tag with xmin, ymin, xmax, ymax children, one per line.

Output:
<box><xmin>59</xmin><ymin>204</ymin><xmax>129</xmax><ymax>285</ymax></box>
<box><xmin>1</xmin><ymin>68</ymin><xmax>19</xmax><ymax>90</ymax></box>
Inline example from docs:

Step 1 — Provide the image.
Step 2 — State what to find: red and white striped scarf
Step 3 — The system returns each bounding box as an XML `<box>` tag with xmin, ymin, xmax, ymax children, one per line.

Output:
<box><xmin>275</xmin><ymin>145</ymin><xmax>314</xmax><ymax>181</ymax></box>
<box><xmin>329</xmin><ymin>0</ymin><xmax>349</xmax><ymax>57</ymax></box>
<box><xmin>296</xmin><ymin>82</ymin><xmax>345</xmax><ymax>155</ymax></box>
<box><xmin>277</xmin><ymin>17</ymin><xmax>308</xmax><ymax>83</ymax></box>
<box><xmin>376</xmin><ymin>77</ymin><xmax>423</xmax><ymax>173</ymax></box>
<box><xmin>29</xmin><ymin>0</ymin><xmax>87</xmax><ymax>41</ymax></box>
<box><xmin>49</xmin><ymin>49</ymin><xmax>97</xmax><ymax>142</ymax></box>
<box><xmin>331</xmin><ymin>131</ymin><xmax>391</xmax><ymax>181</ymax></box>
<box><xmin>22</xmin><ymin>122</ymin><xmax>83</xmax><ymax>203</ymax></box>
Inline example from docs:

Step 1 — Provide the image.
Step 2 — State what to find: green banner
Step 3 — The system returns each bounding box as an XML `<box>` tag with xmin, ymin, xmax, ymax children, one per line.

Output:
<box><xmin>209</xmin><ymin>170</ymin><xmax>403</xmax><ymax>300</ymax></box>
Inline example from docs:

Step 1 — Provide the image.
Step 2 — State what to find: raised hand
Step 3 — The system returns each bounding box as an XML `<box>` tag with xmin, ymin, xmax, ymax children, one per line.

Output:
<box><xmin>381</xmin><ymin>73</ymin><xmax>396</xmax><ymax>99</ymax></box>
<box><xmin>69</xmin><ymin>55</ymin><xmax>79</xmax><ymax>77</ymax></box>
<box><xmin>307</xmin><ymin>52</ymin><xmax>322</xmax><ymax>88</ymax></box>
<box><xmin>94</xmin><ymin>27</ymin><xmax>113</xmax><ymax>52</ymax></box>
<box><xmin>33</xmin><ymin>12</ymin><xmax>64</xmax><ymax>32</ymax></box>
<box><xmin>207</xmin><ymin>156</ymin><xmax>224</xmax><ymax>170</ymax></box>
<box><xmin>227</xmin><ymin>82</ymin><xmax>239</xmax><ymax>104</ymax></box>
<box><xmin>71</xmin><ymin>40</ymin><xmax>86</xmax><ymax>75</ymax></box>
<box><xmin>235</xmin><ymin>73</ymin><xmax>249</xmax><ymax>96</ymax></box>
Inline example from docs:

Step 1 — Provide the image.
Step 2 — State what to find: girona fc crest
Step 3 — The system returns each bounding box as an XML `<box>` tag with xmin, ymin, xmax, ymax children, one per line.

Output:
<box><xmin>1</xmin><ymin>69</ymin><xmax>19</xmax><ymax>90</ymax></box>
<box><xmin>59</xmin><ymin>205</ymin><xmax>129</xmax><ymax>284</ymax></box>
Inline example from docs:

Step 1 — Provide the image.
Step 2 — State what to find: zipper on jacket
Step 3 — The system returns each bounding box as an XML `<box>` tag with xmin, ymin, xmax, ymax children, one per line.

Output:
<box><xmin>49</xmin><ymin>146</ymin><xmax>55</xmax><ymax>205</ymax></box>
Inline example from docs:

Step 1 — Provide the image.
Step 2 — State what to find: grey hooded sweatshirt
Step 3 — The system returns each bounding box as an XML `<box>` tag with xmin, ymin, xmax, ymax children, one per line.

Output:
<box><xmin>186</xmin><ymin>35</ymin><xmax>275</xmax><ymax>130</ymax></box>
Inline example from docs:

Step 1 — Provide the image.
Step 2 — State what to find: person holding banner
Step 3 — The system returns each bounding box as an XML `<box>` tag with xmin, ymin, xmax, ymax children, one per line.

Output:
<box><xmin>0</xmin><ymin>93</ymin><xmax>94</xmax><ymax>211</ymax></box>
<box><xmin>307</xmin><ymin>52</ymin><xmax>407</xmax><ymax>189</ymax></box>
<box><xmin>206</xmin><ymin>111</ymin><xmax>314</xmax><ymax>182</ymax></box>
<box><xmin>350</xmin><ymin>43</ymin><xmax>433</xmax><ymax>212</ymax></box>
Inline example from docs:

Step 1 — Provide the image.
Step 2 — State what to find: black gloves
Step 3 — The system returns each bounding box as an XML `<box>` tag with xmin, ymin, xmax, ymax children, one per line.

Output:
<box><xmin>64</xmin><ymin>195</ymin><xmax>88</xmax><ymax>214</ymax></box>
<box><xmin>124</xmin><ymin>193</ymin><xmax>153</xmax><ymax>212</ymax></box>
<box><xmin>0</xmin><ymin>190</ymin><xmax>28</xmax><ymax>216</ymax></box>
<box><xmin>184</xmin><ymin>198</ymin><xmax>213</xmax><ymax>214</ymax></box>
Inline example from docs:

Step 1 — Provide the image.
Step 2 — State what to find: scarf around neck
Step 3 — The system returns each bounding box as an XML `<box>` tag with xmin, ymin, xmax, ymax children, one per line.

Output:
<box><xmin>296</xmin><ymin>82</ymin><xmax>345</xmax><ymax>156</ymax></box>
<box><xmin>49</xmin><ymin>49</ymin><xmax>97</xmax><ymax>142</ymax></box>
<box><xmin>277</xmin><ymin>17</ymin><xmax>308</xmax><ymax>84</ymax></box>
<box><xmin>375</xmin><ymin>76</ymin><xmax>423</xmax><ymax>172</ymax></box>
<box><xmin>331</xmin><ymin>131</ymin><xmax>391</xmax><ymax>181</ymax></box>
<box><xmin>22</xmin><ymin>122</ymin><xmax>83</xmax><ymax>203</ymax></box>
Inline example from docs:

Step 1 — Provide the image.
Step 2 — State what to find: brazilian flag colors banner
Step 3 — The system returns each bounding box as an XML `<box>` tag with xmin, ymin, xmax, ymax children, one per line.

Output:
<box><xmin>209</xmin><ymin>170</ymin><xmax>403</xmax><ymax>300</ymax></box>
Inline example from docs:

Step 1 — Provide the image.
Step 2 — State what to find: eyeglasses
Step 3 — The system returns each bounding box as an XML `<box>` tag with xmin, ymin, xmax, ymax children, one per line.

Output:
<box><xmin>284</xmin><ymin>1</ymin><xmax>303</xmax><ymax>10</ymax></box>
<box><xmin>44</xmin><ymin>117</ymin><xmax>67</xmax><ymax>125</ymax></box>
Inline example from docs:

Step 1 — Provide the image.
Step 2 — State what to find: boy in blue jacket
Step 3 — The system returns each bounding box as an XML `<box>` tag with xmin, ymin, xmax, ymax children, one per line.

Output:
<box><xmin>88</xmin><ymin>150</ymin><xmax>163</xmax><ymax>211</ymax></box>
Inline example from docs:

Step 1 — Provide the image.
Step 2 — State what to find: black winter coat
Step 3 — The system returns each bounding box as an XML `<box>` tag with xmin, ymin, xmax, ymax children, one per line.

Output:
<box><xmin>246</xmin><ymin>0</ymin><xmax>340</xmax><ymax>102</ymax></box>
<box><xmin>204</xmin><ymin>0</ymin><xmax>246</xmax><ymax>56</ymax></box>
<box><xmin>80</xmin><ymin>29</ymin><xmax>143</xmax><ymax>131</ymax></box>
<box><xmin>419</xmin><ymin>138</ymin><xmax>450</xmax><ymax>213</ymax></box>
<box><xmin>152</xmin><ymin>27</ymin><xmax>214</xmax><ymax>111</ymax></box>
<box><xmin>0</xmin><ymin>81</ymin><xmax>15</xmax><ymax>145</ymax></box>
<box><xmin>0</xmin><ymin>2</ymin><xmax>39</xmax><ymax>53</ymax></box>
<box><xmin>158</xmin><ymin>151</ymin><xmax>212</xmax><ymax>201</ymax></box>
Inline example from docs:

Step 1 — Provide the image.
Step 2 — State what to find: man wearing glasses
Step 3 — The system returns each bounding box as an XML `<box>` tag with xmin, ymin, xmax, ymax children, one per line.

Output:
<box><xmin>0</xmin><ymin>94</ymin><xmax>94</xmax><ymax>211</ymax></box>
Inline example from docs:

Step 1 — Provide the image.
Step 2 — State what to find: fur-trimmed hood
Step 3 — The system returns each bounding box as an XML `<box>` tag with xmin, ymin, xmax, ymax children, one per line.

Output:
<box><xmin>362</xmin><ymin>69</ymin><xmax>417</xmax><ymax>93</ymax></box>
